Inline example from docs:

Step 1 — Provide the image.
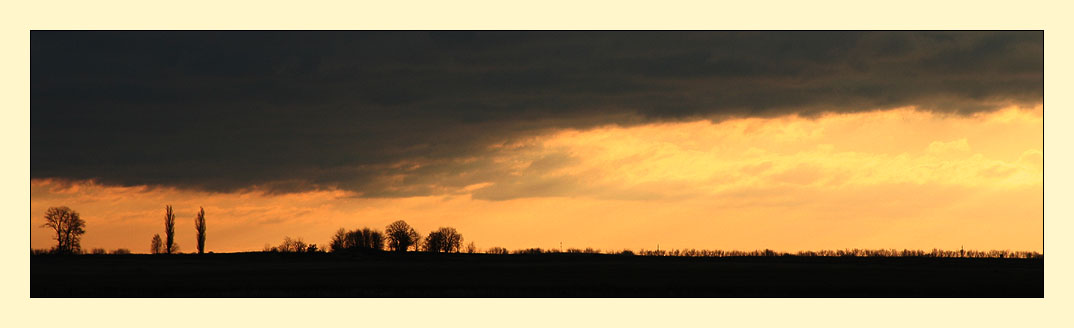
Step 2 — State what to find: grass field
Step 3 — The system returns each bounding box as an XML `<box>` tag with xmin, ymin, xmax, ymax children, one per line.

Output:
<box><xmin>31</xmin><ymin>252</ymin><xmax>1043</xmax><ymax>297</ymax></box>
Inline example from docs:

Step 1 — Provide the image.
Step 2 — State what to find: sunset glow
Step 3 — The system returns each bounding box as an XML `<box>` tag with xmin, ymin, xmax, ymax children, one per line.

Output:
<box><xmin>31</xmin><ymin>105</ymin><xmax>1042</xmax><ymax>253</ymax></box>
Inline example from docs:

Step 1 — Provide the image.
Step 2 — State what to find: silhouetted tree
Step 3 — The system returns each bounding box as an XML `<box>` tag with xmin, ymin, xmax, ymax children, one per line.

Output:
<box><xmin>164</xmin><ymin>205</ymin><xmax>176</xmax><ymax>254</ymax></box>
<box><xmin>466</xmin><ymin>242</ymin><xmax>477</xmax><ymax>254</ymax></box>
<box><xmin>411</xmin><ymin>231</ymin><xmax>423</xmax><ymax>252</ymax></box>
<box><xmin>423</xmin><ymin>231</ymin><xmax>445</xmax><ymax>252</ymax></box>
<box><xmin>194</xmin><ymin>207</ymin><xmax>206</xmax><ymax>254</ymax></box>
<box><xmin>41</xmin><ymin>206</ymin><xmax>86</xmax><ymax>254</ymax></box>
<box><xmin>385</xmin><ymin>220</ymin><xmax>419</xmax><ymax>252</ymax></box>
<box><xmin>91</xmin><ymin>248</ymin><xmax>107</xmax><ymax>255</ymax></box>
<box><xmin>423</xmin><ymin>227</ymin><xmax>463</xmax><ymax>253</ymax></box>
<box><xmin>346</xmin><ymin>228</ymin><xmax>385</xmax><ymax>250</ymax></box>
<box><xmin>330</xmin><ymin>227</ymin><xmax>386</xmax><ymax>252</ymax></box>
<box><xmin>111</xmin><ymin>248</ymin><xmax>131</xmax><ymax>255</ymax></box>
<box><xmin>150</xmin><ymin>234</ymin><xmax>163</xmax><ymax>254</ymax></box>
<box><xmin>278</xmin><ymin>236</ymin><xmax>307</xmax><ymax>253</ymax></box>
<box><xmin>329</xmin><ymin>228</ymin><xmax>347</xmax><ymax>252</ymax></box>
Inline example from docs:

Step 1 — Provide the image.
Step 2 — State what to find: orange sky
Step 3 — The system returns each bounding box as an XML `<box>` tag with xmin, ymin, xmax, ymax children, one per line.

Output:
<box><xmin>30</xmin><ymin>106</ymin><xmax>1043</xmax><ymax>253</ymax></box>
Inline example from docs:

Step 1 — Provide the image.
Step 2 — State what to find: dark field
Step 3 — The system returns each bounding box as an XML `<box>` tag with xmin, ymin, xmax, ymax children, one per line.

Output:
<box><xmin>31</xmin><ymin>253</ymin><xmax>1043</xmax><ymax>297</ymax></box>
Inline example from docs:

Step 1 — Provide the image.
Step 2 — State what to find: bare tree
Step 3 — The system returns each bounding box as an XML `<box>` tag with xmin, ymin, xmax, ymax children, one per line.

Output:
<box><xmin>41</xmin><ymin>206</ymin><xmax>86</xmax><ymax>254</ymax></box>
<box><xmin>151</xmin><ymin>234</ymin><xmax>163</xmax><ymax>254</ymax></box>
<box><xmin>194</xmin><ymin>207</ymin><xmax>206</xmax><ymax>254</ymax></box>
<box><xmin>441</xmin><ymin>227</ymin><xmax>462</xmax><ymax>253</ymax></box>
<box><xmin>424</xmin><ymin>227</ymin><xmax>463</xmax><ymax>253</ymax></box>
<box><xmin>330</xmin><ymin>227</ymin><xmax>386</xmax><ymax>252</ymax></box>
<box><xmin>346</xmin><ymin>228</ymin><xmax>385</xmax><ymax>250</ymax></box>
<box><xmin>278</xmin><ymin>236</ymin><xmax>308</xmax><ymax>253</ymax></box>
<box><xmin>385</xmin><ymin>220</ymin><xmax>419</xmax><ymax>252</ymax></box>
<box><xmin>362</xmin><ymin>228</ymin><xmax>385</xmax><ymax>250</ymax></box>
<box><xmin>466</xmin><ymin>242</ymin><xmax>477</xmax><ymax>254</ymax></box>
<box><xmin>164</xmin><ymin>205</ymin><xmax>176</xmax><ymax>254</ymax></box>
<box><xmin>329</xmin><ymin>228</ymin><xmax>347</xmax><ymax>252</ymax></box>
<box><xmin>423</xmin><ymin>231</ymin><xmax>445</xmax><ymax>252</ymax></box>
<box><xmin>411</xmin><ymin>230</ymin><xmax>422</xmax><ymax>252</ymax></box>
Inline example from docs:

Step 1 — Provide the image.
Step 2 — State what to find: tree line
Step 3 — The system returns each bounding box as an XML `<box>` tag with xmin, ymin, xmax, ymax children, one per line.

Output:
<box><xmin>268</xmin><ymin>220</ymin><xmax>471</xmax><ymax>254</ymax></box>
<box><xmin>37</xmin><ymin>205</ymin><xmax>1044</xmax><ymax>259</ymax></box>
<box><xmin>478</xmin><ymin>247</ymin><xmax>1044</xmax><ymax>259</ymax></box>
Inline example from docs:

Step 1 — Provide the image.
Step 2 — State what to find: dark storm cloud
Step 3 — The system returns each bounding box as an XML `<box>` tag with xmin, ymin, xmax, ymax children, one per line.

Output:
<box><xmin>31</xmin><ymin>31</ymin><xmax>1042</xmax><ymax>196</ymax></box>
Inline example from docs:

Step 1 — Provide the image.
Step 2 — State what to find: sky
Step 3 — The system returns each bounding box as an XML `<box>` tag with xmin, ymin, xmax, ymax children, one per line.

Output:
<box><xmin>30</xmin><ymin>31</ymin><xmax>1043</xmax><ymax>253</ymax></box>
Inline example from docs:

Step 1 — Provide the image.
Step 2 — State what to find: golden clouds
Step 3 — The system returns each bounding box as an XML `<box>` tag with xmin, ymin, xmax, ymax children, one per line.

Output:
<box><xmin>30</xmin><ymin>106</ymin><xmax>1042</xmax><ymax>252</ymax></box>
<box><xmin>471</xmin><ymin>105</ymin><xmax>1042</xmax><ymax>199</ymax></box>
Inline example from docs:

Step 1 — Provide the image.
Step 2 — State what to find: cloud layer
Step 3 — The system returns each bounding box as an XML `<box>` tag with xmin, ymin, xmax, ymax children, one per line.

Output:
<box><xmin>31</xmin><ymin>107</ymin><xmax>1042</xmax><ymax>252</ymax></box>
<box><xmin>31</xmin><ymin>31</ymin><xmax>1043</xmax><ymax>196</ymax></box>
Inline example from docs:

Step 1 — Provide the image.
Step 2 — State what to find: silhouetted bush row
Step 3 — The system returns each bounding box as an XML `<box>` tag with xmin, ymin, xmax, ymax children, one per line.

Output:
<box><xmin>470</xmin><ymin>247</ymin><xmax>1042</xmax><ymax>258</ymax></box>
<box><xmin>630</xmin><ymin>248</ymin><xmax>1043</xmax><ymax>259</ymax></box>
<box><xmin>486</xmin><ymin>247</ymin><xmax>509</xmax><ymax>255</ymax></box>
<box><xmin>565</xmin><ymin>247</ymin><xmax>603</xmax><ymax>254</ymax></box>
<box><xmin>31</xmin><ymin>248</ymin><xmax>132</xmax><ymax>255</ymax></box>
<box><xmin>266</xmin><ymin>236</ymin><xmax>320</xmax><ymax>253</ymax></box>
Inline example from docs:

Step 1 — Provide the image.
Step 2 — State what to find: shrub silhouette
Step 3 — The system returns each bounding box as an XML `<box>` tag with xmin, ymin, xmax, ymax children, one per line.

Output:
<box><xmin>486</xmin><ymin>247</ymin><xmax>509</xmax><ymax>255</ymax></box>
<box><xmin>566</xmin><ymin>248</ymin><xmax>602</xmax><ymax>254</ymax></box>
<box><xmin>150</xmin><ymin>234</ymin><xmax>163</xmax><ymax>254</ymax></box>
<box><xmin>513</xmin><ymin>248</ymin><xmax>546</xmax><ymax>255</ymax></box>
<box><xmin>111</xmin><ymin>248</ymin><xmax>131</xmax><ymax>255</ymax></box>
<box><xmin>41</xmin><ymin>206</ymin><xmax>86</xmax><ymax>254</ymax></box>
<box><xmin>423</xmin><ymin>227</ymin><xmax>463</xmax><ymax>253</ymax></box>
<box><xmin>465</xmin><ymin>242</ymin><xmax>477</xmax><ymax>254</ymax></box>
<box><xmin>90</xmin><ymin>248</ymin><xmax>107</xmax><ymax>255</ymax></box>
<box><xmin>385</xmin><ymin>220</ymin><xmax>419</xmax><ymax>252</ymax></box>
<box><xmin>194</xmin><ymin>207</ymin><xmax>206</xmax><ymax>254</ymax></box>
<box><xmin>163</xmin><ymin>205</ymin><xmax>176</xmax><ymax>254</ymax></box>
